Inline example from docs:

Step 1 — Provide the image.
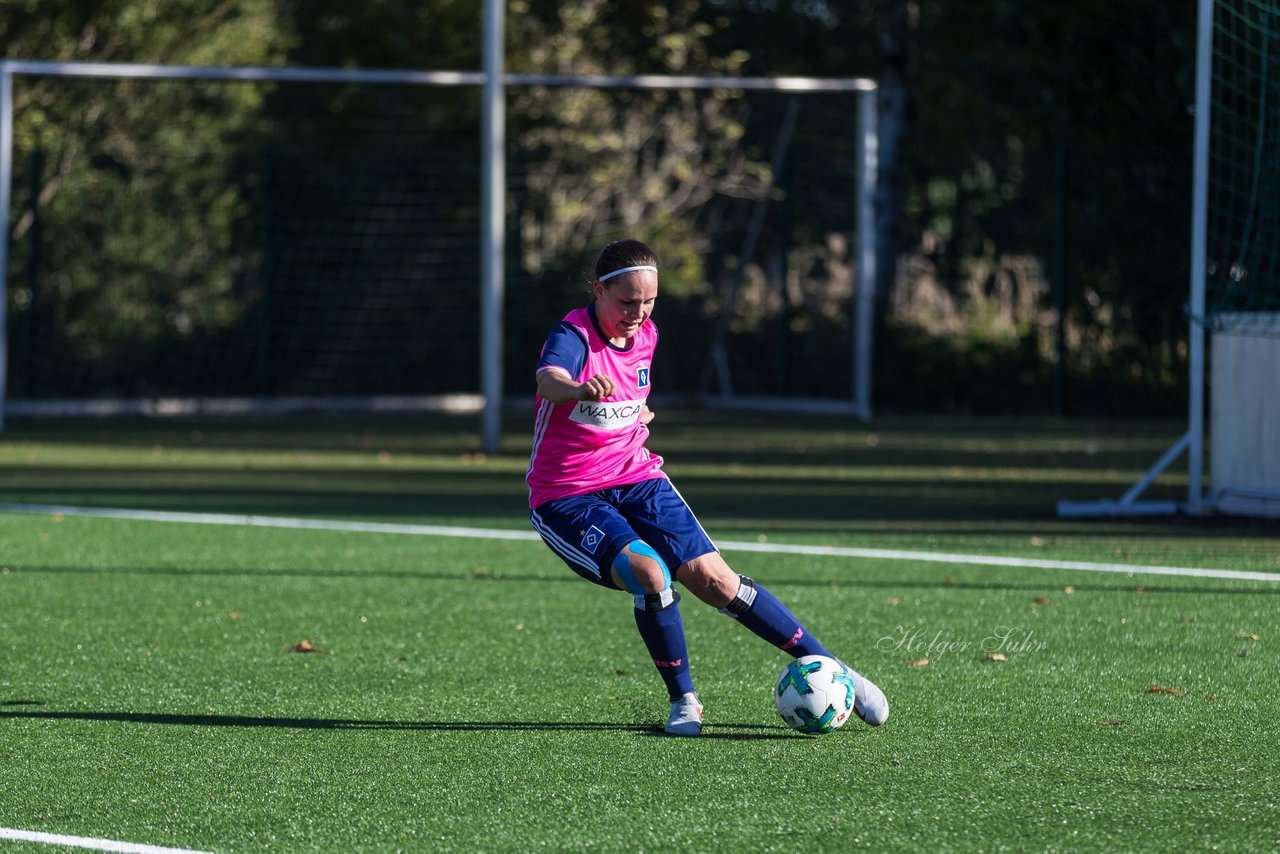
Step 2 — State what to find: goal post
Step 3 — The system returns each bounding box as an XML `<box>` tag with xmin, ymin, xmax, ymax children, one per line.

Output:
<box><xmin>0</xmin><ymin>56</ymin><xmax>878</xmax><ymax>450</ymax></box>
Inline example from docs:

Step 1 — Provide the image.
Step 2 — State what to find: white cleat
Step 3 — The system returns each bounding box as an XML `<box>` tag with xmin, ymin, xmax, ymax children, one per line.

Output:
<box><xmin>664</xmin><ymin>691</ymin><xmax>703</xmax><ymax>736</ymax></box>
<box><xmin>842</xmin><ymin>664</ymin><xmax>889</xmax><ymax>726</ymax></box>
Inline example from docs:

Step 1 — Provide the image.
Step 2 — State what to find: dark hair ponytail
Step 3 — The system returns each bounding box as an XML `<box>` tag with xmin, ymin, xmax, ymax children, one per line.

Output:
<box><xmin>593</xmin><ymin>239</ymin><xmax>659</xmax><ymax>282</ymax></box>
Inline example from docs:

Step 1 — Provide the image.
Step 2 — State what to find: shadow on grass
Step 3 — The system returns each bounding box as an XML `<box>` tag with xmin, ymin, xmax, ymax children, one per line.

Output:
<box><xmin>7</xmin><ymin>564</ymin><xmax>1278</xmax><ymax>596</ymax></box>
<box><xmin>0</xmin><ymin>709</ymin><xmax>796</xmax><ymax>740</ymax></box>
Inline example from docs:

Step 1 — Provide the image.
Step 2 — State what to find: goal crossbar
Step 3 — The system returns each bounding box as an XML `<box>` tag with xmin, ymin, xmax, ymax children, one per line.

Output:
<box><xmin>0</xmin><ymin>59</ymin><xmax>874</xmax><ymax>92</ymax></box>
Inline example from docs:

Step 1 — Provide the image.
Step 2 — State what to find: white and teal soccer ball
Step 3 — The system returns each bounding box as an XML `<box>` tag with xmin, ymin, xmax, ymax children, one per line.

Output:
<box><xmin>774</xmin><ymin>655</ymin><xmax>856</xmax><ymax>735</ymax></box>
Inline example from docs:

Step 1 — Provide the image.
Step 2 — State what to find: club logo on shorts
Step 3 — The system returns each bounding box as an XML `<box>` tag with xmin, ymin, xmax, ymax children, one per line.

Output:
<box><xmin>581</xmin><ymin>525</ymin><xmax>606</xmax><ymax>554</ymax></box>
<box><xmin>637</xmin><ymin>367</ymin><xmax>650</xmax><ymax>389</ymax></box>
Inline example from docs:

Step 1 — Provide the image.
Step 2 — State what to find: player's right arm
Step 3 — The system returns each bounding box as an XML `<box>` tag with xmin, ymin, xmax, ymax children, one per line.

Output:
<box><xmin>535</xmin><ymin>320</ymin><xmax>616</xmax><ymax>403</ymax></box>
<box><xmin>536</xmin><ymin>367</ymin><xmax>616</xmax><ymax>403</ymax></box>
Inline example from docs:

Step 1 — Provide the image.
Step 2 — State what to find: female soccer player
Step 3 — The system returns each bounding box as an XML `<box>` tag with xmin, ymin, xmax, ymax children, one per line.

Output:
<box><xmin>527</xmin><ymin>238</ymin><xmax>888</xmax><ymax>736</ymax></box>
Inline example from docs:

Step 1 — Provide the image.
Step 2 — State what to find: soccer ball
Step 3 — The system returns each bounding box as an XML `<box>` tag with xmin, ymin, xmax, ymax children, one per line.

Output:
<box><xmin>774</xmin><ymin>655</ymin><xmax>856</xmax><ymax>735</ymax></box>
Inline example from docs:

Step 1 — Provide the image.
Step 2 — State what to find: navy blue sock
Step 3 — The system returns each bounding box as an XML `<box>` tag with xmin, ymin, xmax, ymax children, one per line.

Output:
<box><xmin>721</xmin><ymin>577</ymin><xmax>832</xmax><ymax>659</ymax></box>
<box><xmin>633</xmin><ymin>591</ymin><xmax>694</xmax><ymax>701</ymax></box>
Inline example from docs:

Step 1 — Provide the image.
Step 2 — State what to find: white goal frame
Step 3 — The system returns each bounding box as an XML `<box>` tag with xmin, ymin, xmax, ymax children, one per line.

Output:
<box><xmin>0</xmin><ymin>2</ymin><xmax>879</xmax><ymax>453</ymax></box>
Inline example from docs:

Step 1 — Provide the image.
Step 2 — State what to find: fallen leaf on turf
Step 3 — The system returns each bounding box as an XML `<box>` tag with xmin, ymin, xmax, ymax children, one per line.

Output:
<box><xmin>1136</xmin><ymin>587</ymin><xmax>1149</xmax><ymax>595</ymax></box>
<box><xmin>227</xmin><ymin>612</ymin><xmax>243</xmax><ymax>620</ymax></box>
<box><xmin>1233</xmin><ymin>630</ymin><xmax>1260</xmax><ymax>641</ymax></box>
<box><xmin>1205</xmin><ymin>695</ymin><xmax>1217</xmax><ymax>702</ymax></box>
<box><xmin>288</xmin><ymin>639</ymin><xmax>324</xmax><ymax>653</ymax></box>
<box><xmin>1147</xmin><ymin>684</ymin><xmax>1185</xmax><ymax>695</ymax></box>
<box><xmin>1063</xmin><ymin>586</ymin><xmax>1075</xmax><ymax>594</ymax></box>
<box><xmin>909</xmin><ymin>658</ymin><xmax>930</xmax><ymax>667</ymax></box>
<box><xmin>885</xmin><ymin>597</ymin><xmax>902</xmax><ymax>606</ymax></box>
<box><xmin>1029</xmin><ymin>537</ymin><xmax>1045</xmax><ymax>547</ymax></box>
<box><xmin>985</xmin><ymin>653</ymin><xmax>1008</xmax><ymax>662</ymax></box>
<box><xmin>1032</xmin><ymin>597</ymin><xmax>1052</xmax><ymax>606</ymax></box>
<box><xmin>1100</xmin><ymin>719</ymin><xmax>1124</xmax><ymax>726</ymax></box>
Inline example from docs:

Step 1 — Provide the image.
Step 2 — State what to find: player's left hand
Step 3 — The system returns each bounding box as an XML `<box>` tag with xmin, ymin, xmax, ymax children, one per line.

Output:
<box><xmin>641</xmin><ymin>405</ymin><xmax>655</xmax><ymax>425</ymax></box>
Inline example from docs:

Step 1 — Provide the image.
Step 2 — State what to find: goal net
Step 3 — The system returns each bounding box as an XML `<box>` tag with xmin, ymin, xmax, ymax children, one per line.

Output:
<box><xmin>1</xmin><ymin>65</ymin><xmax>874</xmax><ymax>425</ymax></box>
<box><xmin>6</xmin><ymin>74</ymin><xmax>481</xmax><ymax>409</ymax></box>
<box><xmin>1203</xmin><ymin>0</ymin><xmax>1280</xmax><ymax>334</ymax></box>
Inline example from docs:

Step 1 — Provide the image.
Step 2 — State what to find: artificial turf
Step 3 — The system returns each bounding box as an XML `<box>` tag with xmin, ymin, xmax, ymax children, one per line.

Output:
<box><xmin>1</xmin><ymin>413</ymin><xmax>1277</xmax><ymax>851</ymax></box>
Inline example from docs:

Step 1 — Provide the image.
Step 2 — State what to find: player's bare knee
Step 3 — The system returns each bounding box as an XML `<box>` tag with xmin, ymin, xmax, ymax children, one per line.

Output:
<box><xmin>678</xmin><ymin>555</ymin><xmax>738</xmax><ymax>608</ymax></box>
<box><xmin>698</xmin><ymin>571</ymin><xmax>737</xmax><ymax>607</ymax></box>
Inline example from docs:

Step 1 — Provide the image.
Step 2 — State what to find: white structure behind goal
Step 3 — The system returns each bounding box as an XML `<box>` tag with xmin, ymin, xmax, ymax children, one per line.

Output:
<box><xmin>1211</xmin><ymin>319</ymin><xmax>1280</xmax><ymax>517</ymax></box>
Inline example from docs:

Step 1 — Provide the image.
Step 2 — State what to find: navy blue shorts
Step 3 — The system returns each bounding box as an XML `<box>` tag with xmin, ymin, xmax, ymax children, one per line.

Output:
<box><xmin>530</xmin><ymin>478</ymin><xmax>718</xmax><ymax>589</ymax></box>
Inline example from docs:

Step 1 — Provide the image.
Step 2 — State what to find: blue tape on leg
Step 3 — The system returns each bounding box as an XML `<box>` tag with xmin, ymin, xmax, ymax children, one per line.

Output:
<box><xmin>612</xmin><ymin>540</ymin><xmax>670</xmax><ymax>595</ymax></box>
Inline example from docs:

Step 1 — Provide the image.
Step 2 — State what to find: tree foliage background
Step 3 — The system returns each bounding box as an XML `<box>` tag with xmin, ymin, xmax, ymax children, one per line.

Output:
<box><xmin>1</xmin><ymin>0</ymin><xmax>1198</xmax><ymax>414</ymax></box>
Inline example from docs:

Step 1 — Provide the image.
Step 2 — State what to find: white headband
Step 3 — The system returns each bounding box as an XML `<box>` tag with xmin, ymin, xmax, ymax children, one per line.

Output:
<box><xmin>598</xmin><ymin>264</ymin><xmax>658</xmax><ymax>282</ymax></box>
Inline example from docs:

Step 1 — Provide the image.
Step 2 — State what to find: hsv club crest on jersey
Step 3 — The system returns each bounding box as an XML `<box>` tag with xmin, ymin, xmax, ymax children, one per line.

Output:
<box><xmin>527</xmin><ymin>306</ymin><xmax>666</xmax><ymax>508</ymax></box>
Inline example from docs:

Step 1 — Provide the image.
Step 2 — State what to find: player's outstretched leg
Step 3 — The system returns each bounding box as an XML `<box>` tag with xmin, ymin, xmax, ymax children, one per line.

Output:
<box><xmin>720</xmin><ymin>574</ymin><xmax>890</xmax><ymax>726</ymax></box>
<box><xmin>718</xmin><ymin>574</ymin><xmax>832</xmax><ymax>657</ymax></box>
<box><xmin>612</xmin><ymin>541</ymin><xmax>702</xmax><ymax>736</ymax></box>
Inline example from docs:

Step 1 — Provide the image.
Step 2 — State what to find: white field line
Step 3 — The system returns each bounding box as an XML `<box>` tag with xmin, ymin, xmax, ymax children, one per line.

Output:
<box><xmin>0</xmin><ymin>827</ymin><xmax>213</xmax><ymax>854</ymax></box>
<box><xmin>2</xmin><ymin>502</ymin><xmax>1278</xmax><ymax>584</ymax></box>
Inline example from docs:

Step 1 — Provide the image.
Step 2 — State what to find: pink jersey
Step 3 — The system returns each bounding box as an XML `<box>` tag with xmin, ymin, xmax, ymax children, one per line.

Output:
<box><xmin>526</xmin><ymin>306</ymin><xmax>666</xmax><ymax>508</ymax></box>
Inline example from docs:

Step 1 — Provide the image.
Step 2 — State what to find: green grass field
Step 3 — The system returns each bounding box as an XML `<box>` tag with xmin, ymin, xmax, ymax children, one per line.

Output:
<box><xmin>2</xmin><ymin>412</ymin><xmax>1278</xmax><ymax>852</ymax></box>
